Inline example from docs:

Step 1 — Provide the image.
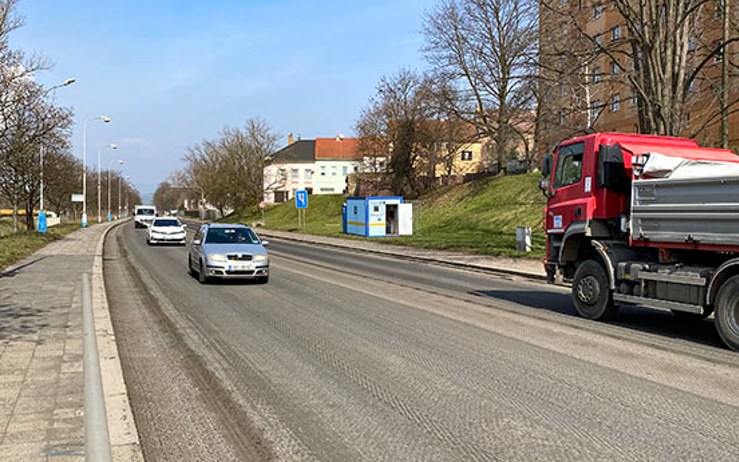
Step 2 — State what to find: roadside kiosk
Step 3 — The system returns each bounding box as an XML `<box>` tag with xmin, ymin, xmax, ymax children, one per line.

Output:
<box><xmin>343</xmin><ymin>196</ymin><xmax>413</xmax><ymax>237</ymax></box>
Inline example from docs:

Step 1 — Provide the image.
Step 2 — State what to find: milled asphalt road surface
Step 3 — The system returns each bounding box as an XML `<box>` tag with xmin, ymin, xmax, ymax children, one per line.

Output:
<box><xmin>106</xmin><ymin>222</ymin><xmax>739</xmax><ymax>461</ymax></box>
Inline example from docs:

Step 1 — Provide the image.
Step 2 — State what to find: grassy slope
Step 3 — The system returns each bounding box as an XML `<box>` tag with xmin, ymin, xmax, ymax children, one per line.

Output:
<box><xmin>0</xmin><ymin>222</ymin><xmax>82</xmax><ymax>271</ymax></box>
<box><xmin>229</xmin><ymin>173</ymin><xmax>546</xmax><ymax>258</ymax></box>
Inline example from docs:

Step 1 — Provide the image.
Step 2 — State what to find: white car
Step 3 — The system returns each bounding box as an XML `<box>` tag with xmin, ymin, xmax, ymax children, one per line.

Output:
<box><xmin>147</xmin><ymin>218</ymin><xmax>187</xmax><ymax>245</ymax></box>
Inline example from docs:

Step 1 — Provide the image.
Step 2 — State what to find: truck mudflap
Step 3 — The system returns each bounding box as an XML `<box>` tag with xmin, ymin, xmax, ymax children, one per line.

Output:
<box><xmin>706</xmin><ymin>257</ymin><xmax>739</xmax><ymax>306</ymax></box>
<box><xmin>589</xmin><ymin>240</ymin><xmax>635</xmax><ymax>291</ymax></box>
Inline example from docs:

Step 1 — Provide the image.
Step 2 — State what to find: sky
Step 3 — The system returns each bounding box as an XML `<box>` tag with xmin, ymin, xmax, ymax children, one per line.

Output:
<box><xmin>11</xmin><ymin>0</ymin><xmax>430</xmax><ymax>196</ymax></box>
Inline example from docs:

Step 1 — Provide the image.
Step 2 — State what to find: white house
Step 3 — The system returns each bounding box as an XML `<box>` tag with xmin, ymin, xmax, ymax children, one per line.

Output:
<box><xmin>312</xmin><ymin>137</ymin><xmax>361</xmax><ymax>195</ymax></box>
<box><xmin>263</xmin><ymin>137</ymin><xmax>315</xmax><ymax>203</ymax></box>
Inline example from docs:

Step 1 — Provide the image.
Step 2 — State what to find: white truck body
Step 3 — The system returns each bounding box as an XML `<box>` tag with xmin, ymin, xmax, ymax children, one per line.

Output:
<box><xmin>134</xmin><ymin>205</ymin><xmax>157</xmax><ymax>228</ymax></box>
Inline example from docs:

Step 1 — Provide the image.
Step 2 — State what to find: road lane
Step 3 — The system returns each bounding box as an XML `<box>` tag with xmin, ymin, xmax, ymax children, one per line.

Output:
<box><xmin>107</xmin><ymin>223</ymin><xmax>739</xmax><ymax>461</ymax></box>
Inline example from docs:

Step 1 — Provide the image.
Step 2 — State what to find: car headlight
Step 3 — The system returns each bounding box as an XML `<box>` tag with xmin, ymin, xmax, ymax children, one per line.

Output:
<box><xmin>253</xmin><ymin>254</ymin><xmax>268</xmax><ymax>263</ymax></box>
<box><xmin>208</xmin><ymin>254</ymin><xmax>227</xmax><ymax>262</ymax></box>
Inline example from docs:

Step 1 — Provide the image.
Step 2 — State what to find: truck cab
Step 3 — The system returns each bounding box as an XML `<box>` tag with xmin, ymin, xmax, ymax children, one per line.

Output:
<box><xmin>542</xmin><ymin>133</ymin><xmax>739</xmax><ymax>351</ymax></box>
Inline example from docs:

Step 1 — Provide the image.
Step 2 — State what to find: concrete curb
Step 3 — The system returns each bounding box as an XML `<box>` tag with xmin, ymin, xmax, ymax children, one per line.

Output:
<box><xmin>255</xmin><ymin>229</ymin><xmax>548</xmax><ymax>282</ymax></box>
<box><xmin>92</xmin><ymin>220</ymin><xmax>144</xmax><ymax>461</ymax></box>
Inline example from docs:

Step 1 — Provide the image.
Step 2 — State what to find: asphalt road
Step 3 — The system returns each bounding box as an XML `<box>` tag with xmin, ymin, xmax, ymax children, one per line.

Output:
<box><xmin>105</xmin><ymin>222</ymin><xmax>739</xmax><ymax>461</ymax></box>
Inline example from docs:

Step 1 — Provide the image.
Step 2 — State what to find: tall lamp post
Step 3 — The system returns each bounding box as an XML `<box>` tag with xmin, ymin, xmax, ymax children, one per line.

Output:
<box><xmin>38</xmin><ymin>78</ymin><xmax>76</xmax><ymax>233</ymax></box>
<box><xmin>107</xmin><ymin>159</ymin><xmax>123</xmax><ymax>221</ymax></box>
<box><xmin>97</xmin><ymin>143</ymin><xmax>117</xmax><ymax>223</ymax></box>
<box><xmin>82</xmin><ymin>115</ymin><xmax>111</xmax><ymax>227</ymax></box>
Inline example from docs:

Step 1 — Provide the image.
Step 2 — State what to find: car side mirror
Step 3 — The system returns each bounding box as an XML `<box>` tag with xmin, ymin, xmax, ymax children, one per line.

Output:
<box><xmin>192</xmin><ymin>239</ymin><xmax>201</xmax><ymax>246</ymax></box>
<box><xmin>261</xmin><ymin>240</ymin><xmax>270</xmax><ymax>247</ymax></box>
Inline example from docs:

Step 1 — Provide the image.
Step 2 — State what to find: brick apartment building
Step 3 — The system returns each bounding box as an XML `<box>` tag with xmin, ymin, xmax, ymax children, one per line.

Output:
<box><xmin>539</xmin><ymin>0</ymin><xmax>738</xmax><ymax>152</ymax></box>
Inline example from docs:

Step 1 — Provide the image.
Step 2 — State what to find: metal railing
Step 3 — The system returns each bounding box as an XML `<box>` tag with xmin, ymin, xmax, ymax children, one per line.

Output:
<box><xmin>82</xmin><ymin>273</ymin><xmax>112</xmax><ymax>462</ymax></box>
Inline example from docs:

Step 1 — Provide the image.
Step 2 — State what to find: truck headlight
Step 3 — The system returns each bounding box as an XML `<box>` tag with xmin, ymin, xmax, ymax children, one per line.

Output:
<box><xmin>254</xmin><ymin>254</ymin><xmax>268</xmax><ymax>263</ymax></box>
<box><xmin>208</xmin><ymin>254</ymin><xmax>227</xmax><ymax>262</ymax></box>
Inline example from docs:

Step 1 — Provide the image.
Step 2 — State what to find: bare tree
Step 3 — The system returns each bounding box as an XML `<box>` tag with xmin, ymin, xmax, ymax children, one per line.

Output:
<box><xmin>356</xmin><ymin>69</ymin><xmax>442</xmax><ymax>197</ymax></box>
<box><xmin>423</xmin><ymin>0</ymin><xmax>539</xmax><ymax>173</ymax></box>
<box><xmin>183</xmin><ymin>117</ymin><xmax>278</xmax><ymax>216</ymax></box>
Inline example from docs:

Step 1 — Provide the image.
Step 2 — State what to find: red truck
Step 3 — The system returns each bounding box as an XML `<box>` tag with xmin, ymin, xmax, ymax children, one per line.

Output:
<box><xmin>541</xmin><ymin>132</ymin><xmax>739</xmax><ymax>351</ymax></box>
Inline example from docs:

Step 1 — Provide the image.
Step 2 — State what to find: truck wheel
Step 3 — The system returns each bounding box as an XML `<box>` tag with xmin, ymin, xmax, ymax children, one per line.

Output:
<box><xmin>572</xmin><ymin>259</ymin><xmax>617</xmax><ymax>321</ymax></box>
<box><xmin>714</xmin><ymin>275</ymin><xmax>739</xmax><ymax>351</ymax></box>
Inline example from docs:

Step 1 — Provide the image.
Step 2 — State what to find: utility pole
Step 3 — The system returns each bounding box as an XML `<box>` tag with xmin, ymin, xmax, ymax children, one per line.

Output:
<box><xmin>720</xmin><ymin>0</ymin><xmax>730</xmax><ymax>148</ymax></box>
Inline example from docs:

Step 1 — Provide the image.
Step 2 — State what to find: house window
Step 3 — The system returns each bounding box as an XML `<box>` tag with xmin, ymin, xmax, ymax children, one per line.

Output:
<box><xmin>342</xmin><ymin>166</ymin><xmax>349</xmax><ymax>176</ymax></box>
<box><xmin>688</xmin><ymin>79</ymin><xmax>696</xmax><ymax>92</ymax></box>
<box><xmin>320</xmin><ymin>188</ymin><xmax>334</xmax><ymax>193</ymax></box>
<box><xmin>612</xmin><ymin>61</ymin><xmax>621</xmax><ymax>74</ymax></box>
<box><xmin>559</xmin><ymin>83</ymin><xmax>568</xmax><ymax>97</ymax></box>
<box><xmin>320</xmin><ymin>166</ymin><xmax>326</xmax><ymax>176</ymax></box>
<box><xmin>612</xmin><ymin>25</ymin><xmax>622</xmax><ymax>42</ymax></box>
<box><xmin>559</xmin><ymin>110</ymin><xmax>567</xmax><ymax>126</ymax></box>
<box><xmin>688</xmin><ymin>35</ymin><xmax>697</xmax><ymax>52</ymax></box>
<box><xmin>560</xmin><ymin>24</ymin><xmax>568</xmax><ymax>38</ymax></box>
<box><xmin>629</xmin><ymin>94</ymin><xmax>638</xmax><ymax>106</ymax></box>
<box><xmin>305</xmin><ymin>169</ymin><xmax>313</xmax><ymax>180</ymax></box>
<box><xmin>593</xmin><ymin>34</ymin><xmax>603</xmax><ymax>51</ymax></box>
<box><xmin>460</xmin><ymin>150</ymin><xmax>473</xmax><ymax>161</ymax></box>
<box><xmin>331</xmin><ymin>166</ymin><xmax>337</xmax><ymax>176</ymax></box>
<box><xmin>610</xmin><ymin>94</ymin><xmax>621</xmax><ymax>112</ymax></box>
<box><xmin>291</xmin><ymin>169</ymin><xmax>299</xmax><ymax>180</ymax></box>
<box><xmin>278</xmin><ymin>168</ymin><xmax>286</xmax><ymax>179</ymax></box>
<box><xmin>593</xmin><ymin>3</ymin><xmax>603</xmax><ymax>19</ymax></box>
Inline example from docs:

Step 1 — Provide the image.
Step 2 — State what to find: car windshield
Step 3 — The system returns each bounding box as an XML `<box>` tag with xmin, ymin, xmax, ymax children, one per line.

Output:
<box><xmin>137</xmin><ymin>209</ymin><xmax>155</xmax><ymax>216</ymax></box>
<box><xmin>153</xmin><ymin>219</ymin><xmax>180</xmax><ymax>227</ymax></box>
<box><xmin>205</xmin><ymin>227</ymin><xmax>260</xmax><ymax>244</ymax></box>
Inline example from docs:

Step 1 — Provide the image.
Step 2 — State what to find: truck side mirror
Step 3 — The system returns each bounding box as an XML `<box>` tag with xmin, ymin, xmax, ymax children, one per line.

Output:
<box><xmin>541</xmin><ymin>152</ymin><xmax>552</xmax><ymax>178</ymax></box>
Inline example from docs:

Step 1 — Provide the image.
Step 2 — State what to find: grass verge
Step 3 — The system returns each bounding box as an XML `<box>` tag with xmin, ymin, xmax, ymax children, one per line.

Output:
<box><xmin>0</xmin><ymin>222</ymin><xmax>82</xmax><ymax>271</ymax></box>
<box><xmin>227</xmin><ymin>173</ymin><xmax>546</xmax><ymax>258</ymax></box>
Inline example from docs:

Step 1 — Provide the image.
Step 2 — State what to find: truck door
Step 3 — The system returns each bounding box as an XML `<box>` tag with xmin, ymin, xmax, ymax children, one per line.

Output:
<box><xmin>547</xmin><ymin>141</ymin><xmax>591</xmax><ymax>237</ymax></box>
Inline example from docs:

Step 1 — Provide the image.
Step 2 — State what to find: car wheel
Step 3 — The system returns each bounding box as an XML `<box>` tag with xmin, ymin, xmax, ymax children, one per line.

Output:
<box><xmin>198</xmin><ymin>260</ymin><xmax>209</xmax><ymax>284</ymax></box>
<box><xmin>188</xmin><ymin>256</ymin><xmax>197</xmax><ymax>277</ymax></box>
<box><xmin>572</xmin><ymin>259</ymin><xmax>618</xmax><ymax>321</ymax></box>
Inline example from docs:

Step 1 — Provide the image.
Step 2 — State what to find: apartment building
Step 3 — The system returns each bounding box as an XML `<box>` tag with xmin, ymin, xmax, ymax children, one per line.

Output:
<box><xmin>539</xmin><ymin>0</ymin><xmax>738</xmax><ymax>151</ymax></box>
<box><xmin>313</xmin><ymin>137</ymin><xmax>361</xmax><ymax>194</ymax></box>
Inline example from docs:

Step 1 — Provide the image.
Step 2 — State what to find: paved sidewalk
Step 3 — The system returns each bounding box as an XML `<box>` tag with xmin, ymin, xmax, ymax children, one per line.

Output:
<box><xmin>0</xmin><ymin>223</ymin><xmax>141</xmax><ymax>461</ymax></box>
<box><xmin>255</xmin><ymin>229</ymin><xmax>547</xmax><ymax>280</ymax></box>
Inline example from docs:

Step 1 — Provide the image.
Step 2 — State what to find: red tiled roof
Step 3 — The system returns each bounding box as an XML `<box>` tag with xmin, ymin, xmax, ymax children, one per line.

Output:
<box><xmin>314</xmin><ymin>138</ymin><xmax>361</xmax><ymax>160</ymax></box>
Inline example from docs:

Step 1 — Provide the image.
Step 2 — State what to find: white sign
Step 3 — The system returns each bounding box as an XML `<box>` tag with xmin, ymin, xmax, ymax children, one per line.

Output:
<box><xmin>71</xmin><ymin>193</ymin><xmax>84</xmax><ymax>203</ymax></box>
<box><xmin>553</xmin><ymin>215</ymin><xmax>563</xmax><ymax>228</ymax></box>
<box><xmin>584</xmin><ymin>177</ymin><xmax>592</xmax><ymax>193</ymax></box>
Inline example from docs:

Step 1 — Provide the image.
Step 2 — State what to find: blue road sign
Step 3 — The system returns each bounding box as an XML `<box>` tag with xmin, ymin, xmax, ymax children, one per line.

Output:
<box><xmin>295</xmin><ymin>190</ymin><xmax>308</xmax><ymax>209</ymax></box>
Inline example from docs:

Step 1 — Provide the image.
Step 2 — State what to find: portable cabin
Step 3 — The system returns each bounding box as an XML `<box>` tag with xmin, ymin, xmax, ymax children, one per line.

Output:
<box><xmin>343</xmin><ymin>196</ymin><xmax>413</xmax><ymax>237</ymax></box>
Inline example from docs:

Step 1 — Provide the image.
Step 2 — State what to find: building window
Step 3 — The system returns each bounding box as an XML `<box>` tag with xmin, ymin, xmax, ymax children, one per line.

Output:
<box><xmin>629</xmin><ymin>94</ymin><xmax>638</xmax><ymax>106</ymax></box>
<box><xmin>291</xmin><ymin>169</ymin><xmax>299</xmax><ymax>180</ymax></box>
<box><xmin>278</xmin><ymin>168</ymin><xmax>286</xmax><ymax>179</ymax></box>
<box><xmin>331</xmin><ymin>166</ymin><xmax>337</xmax><ymax>176</ymax></box>
<box><xmin>592</xmin><ymin>67</ymin><xmax>601</xmax><ymax>83</ymax></box>
<box><xmin>593</xmin><ymin>3</ymin><xmax>603</xmax><ymax>19</ymax></box>
<box><xmin>320</xmin><ymin>166</ymin><xmax>326</xmax><ymax>176</ymax></box>
<box><xmin>688</xmin><ymin>79</ymin><xmax>696</xmax><ymax>92</ymax></box>
<box><xmin>593</xmin><ymin>34</ymin><xmax>603</xmax><ymax>51</ymax></box>
<box><xmin>320</xmin><ymin>188</ymin><xmax>334</xmax><ymax>193</ymax></box>
<box><xmin>590</xmin><ymin>101</ymin><xmax>602</xmax><ymax>121</ymax></box>
<box><xmin>610</xmin><ymin>94</ymin><xmax>621</xmax><ymax>112</ymax></box>
<box><xmin>342</xmin><ymin>166</ymin><xmax>349</xmax><ymax>176</ymax></box>
<box><xmin>559</xmin><ymin>110</ymin><xmax>567</xmax><ymax>126</ymax></box>
<box><xmin>560</xmin><ymin>24</ymin><xmax>568</xmax><ymax>38</ymax></box>
<box><xmin>305</xmin><ymin>169</ymin><xmax>313</xmax><ymax>180</ymax></box>
<box><xmin>612</xmin><ymin>25</ymin><xmax>622</xmax><ymax>42</ymax></box>
<box><xmin>460</xmin><ymin>150</ymin><xmax>473</xmax><ymax>161</ymax></box>
<box><xmin>612</xmin><ymin>61</ymin><xmax>621</xmax><ymax>75</ymax></box>
<box><xmin>688</xmin><ymin>35</ymin><xmax>697</xmax><ymax>52</ymax></box>
<box><xmin>559</xmin><ymin>83</ymin><xmax>568</xmax><ymax>97</ymax></box>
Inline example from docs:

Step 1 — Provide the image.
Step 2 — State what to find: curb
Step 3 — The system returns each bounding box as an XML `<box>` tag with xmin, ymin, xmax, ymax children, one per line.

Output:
<box><xmin>256</xmin><ymin>229</ymin><xmax>548</xmax><ymax>282</ymax></box>
<box><xmin>92</xmin><ymin>220</ymin><xmax>144</xmax><ymax>461</ymax></box>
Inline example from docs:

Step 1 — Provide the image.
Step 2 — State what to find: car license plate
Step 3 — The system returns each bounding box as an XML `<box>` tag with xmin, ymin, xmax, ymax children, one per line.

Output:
<box><xmin>229</xmin><ymin>264</ymin><xmax>252</xmax><ymax>271</ymax></box>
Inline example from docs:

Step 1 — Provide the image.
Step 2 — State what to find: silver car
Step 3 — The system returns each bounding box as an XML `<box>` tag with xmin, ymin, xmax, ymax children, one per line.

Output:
<box><xmin>188</xmin><ymin>223</ymin><xmax>270</xmax><ymax>284</ymax></box>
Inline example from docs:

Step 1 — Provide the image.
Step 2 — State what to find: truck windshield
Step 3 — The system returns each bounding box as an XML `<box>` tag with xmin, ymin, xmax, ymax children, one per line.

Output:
<box><xmin>137</xmin><ymin>209</ymin><xmax>155</xmax><ymax>216</ymax></box>
<box><xmin>554</xmin><ymin>142</ymin><xmax>584</xmax><ymax>188</ymax></box>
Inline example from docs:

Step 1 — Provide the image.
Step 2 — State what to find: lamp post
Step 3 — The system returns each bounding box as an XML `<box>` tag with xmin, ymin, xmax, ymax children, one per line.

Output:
<box><xmin>38</xmin><ymin>78</ymin><xmax>76</xmax><ymax>233</ymax></box>
<box><xmin>97</xmin><ymin>143</ymin><xmax>117</xmax><ymax>223</ymax></box>
<box><xmin>108</xmin><ymin>159</ymin><xmax>123</xmax><ymax>221</ymax></box>
<box><xmin>82</xmin><ymin>115</ymin><xmax>111</xmax><ymax>227</ymax></box>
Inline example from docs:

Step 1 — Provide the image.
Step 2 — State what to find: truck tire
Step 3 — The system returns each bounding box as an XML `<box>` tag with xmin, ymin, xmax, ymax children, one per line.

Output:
<box><xmin>714</xmin><ymin>275</ymin><xmax>739</xmax><ymax>351</ymax></box>
<box><xmin>572</xmin><ymin>259</ymin><xmax>617</xmax><ymax>321</ymax></box>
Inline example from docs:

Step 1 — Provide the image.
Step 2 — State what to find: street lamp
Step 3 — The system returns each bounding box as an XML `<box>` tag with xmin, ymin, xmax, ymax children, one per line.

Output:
<box><xmin>97</xmin><ymin>143</ymin><xmax>117</xmax><ymax>223</ymax></box>
<box><xmin>82</xmin><ymin>115</ymin><xmax>111</xmax><ymax>227</ymax></box>
<box><xmin>38</xmin><ymin>77</ymin><xmax>76</xmax><ymax>233</ymax></box>
<box><xmin>108</xmin><ymin>159</ymin><xmax>123</xmax><ymax>221</ymax></box>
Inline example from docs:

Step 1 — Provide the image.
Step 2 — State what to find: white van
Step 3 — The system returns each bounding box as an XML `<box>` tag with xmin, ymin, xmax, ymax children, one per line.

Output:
<box><xmin>134</xmin><ymin>205</ymin><xmax>157</xmax><ymax>228</ymax></box>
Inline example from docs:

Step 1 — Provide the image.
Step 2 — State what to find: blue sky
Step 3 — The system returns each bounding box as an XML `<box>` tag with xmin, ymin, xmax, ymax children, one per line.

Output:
<box><xmin>12</xmin><ymin>0</ymin><xmax>429</xmax><ymax>195</ymax></box>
